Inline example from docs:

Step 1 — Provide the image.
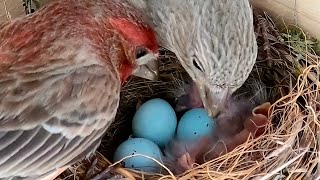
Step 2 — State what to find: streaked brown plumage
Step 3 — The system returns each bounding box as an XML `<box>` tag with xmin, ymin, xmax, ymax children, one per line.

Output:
<box><xmin>0</xmin><ymin>0</ymin><xmax>158</xmax><ymax>179</ymax></box>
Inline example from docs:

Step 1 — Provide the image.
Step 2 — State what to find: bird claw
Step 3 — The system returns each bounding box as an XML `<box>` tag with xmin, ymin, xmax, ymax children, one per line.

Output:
<box><xmin>85</xmin><ymin>157</ymin><xmax>98</xmax><ymax>179</ymax></box>
<box><xmin>22</xmin><ymin>0</ymin><xmax>40</xmax><ymax>14</ymax></box>
<box><xmin>86</xmin><ymin>161</ymin><xmax>123</xmax><ymax>180</ymax></box>
<box><xmin>89</xmin><ymin>167</ymin><xmax>114</xmax><ymax>180</ymax></box>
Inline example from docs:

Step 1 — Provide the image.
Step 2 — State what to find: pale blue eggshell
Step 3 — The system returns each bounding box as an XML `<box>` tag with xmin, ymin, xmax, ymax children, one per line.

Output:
<box><xmin>113</xmin><ymin>138</ymin><xmax>163</xmax><ymax>173</ymax></box>
<box><xmin>132</xmin><ymin>98</ymin><xmax>177</xmax><ymax>148</ymax></box>
<box><xmin>177</xmin><ymin>108</ymin><xmax>215</xmax><ymax>141</ymax></box>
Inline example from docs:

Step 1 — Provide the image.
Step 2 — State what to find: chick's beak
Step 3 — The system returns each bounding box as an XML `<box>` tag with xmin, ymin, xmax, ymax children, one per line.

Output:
<box><xmin>196</xmin><ymin>81</ymin><xmax>230</xmax><ymax>117</ymax></box>
<box><xmin>133</xmin><ymin>53</ymin><xmax>159</xmax><ymax>81</ymax></box>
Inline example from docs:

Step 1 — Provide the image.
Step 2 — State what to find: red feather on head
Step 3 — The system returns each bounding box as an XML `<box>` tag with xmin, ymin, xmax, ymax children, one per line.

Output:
<box><xmin>109</xmin><ymin>18</ymin><xmax>158</xmax><ymax>53</ymax></box>
<box><xmin>109</xmin><ymin>18</ymin><xmax>158</xmax><ymax>82</ymax></box>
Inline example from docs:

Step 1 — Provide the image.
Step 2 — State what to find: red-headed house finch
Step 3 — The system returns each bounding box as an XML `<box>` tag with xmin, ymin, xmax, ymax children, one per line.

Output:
<box><xmin>129</xmin><ymin>0</ymin><xmax>258</xmax><ymax>117</ymax></box>
<box><xmin>0</xmin><ymin>0</ymin><xmax>159</xmax><ymax>179</ymax></box>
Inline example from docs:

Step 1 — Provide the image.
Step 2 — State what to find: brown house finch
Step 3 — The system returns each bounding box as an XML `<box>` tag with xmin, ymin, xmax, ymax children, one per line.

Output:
<box><xmin>129</xmin><ymin>0</ymin><xmax>258</xmax><ymax>117</ymax></box>
<box><xmin>0</xmin><ymin>0</ymin><xmax>159</xmax><ymax>179</ymax></box>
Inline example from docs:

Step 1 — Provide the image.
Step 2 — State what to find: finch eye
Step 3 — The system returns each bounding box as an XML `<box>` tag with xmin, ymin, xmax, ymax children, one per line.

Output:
<box><xmin>135</xmin><ymin>47</ymin><xmax>148</xmax><ymax>59</ymax></box>
<box><xmin>193</xmin><ymin>59</ymin><xmax>203</xmax><ymax>72</ymax></box>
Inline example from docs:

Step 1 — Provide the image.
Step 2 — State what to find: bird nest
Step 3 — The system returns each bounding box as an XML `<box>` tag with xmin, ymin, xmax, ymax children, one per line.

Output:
<box><xmin>53</xmin><ymin>9</ymin><xmax>320</xmax><ymax>180</ymax></box>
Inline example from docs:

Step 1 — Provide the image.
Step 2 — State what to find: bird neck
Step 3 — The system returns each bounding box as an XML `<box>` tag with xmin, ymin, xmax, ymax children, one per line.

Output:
<box><xmin>83</xmin><ymin>25</ymin><xmax>136</xmax><ymax>84</ymax></box>
<box><xmin>118</xmin><ymin>61</ymin><xmax>135</xmax><ymax>83</ymax></box>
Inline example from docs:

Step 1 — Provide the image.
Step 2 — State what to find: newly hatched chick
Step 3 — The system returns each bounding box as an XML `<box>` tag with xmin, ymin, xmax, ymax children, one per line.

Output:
<box><xmin>0</xmin><ymin>0</ymin><xmax>158</xmax><ymax>179</ymax></box>
<box><xmin>164</xmin><ymin>82</ymin><xmax>271</xmax><ymax>174</ymax></box>
<box><xmin>175</xmin><ymin>81</ymin><xmax>204</xmax><ymax>112</ymax></box>
<box><xmin>128</xmin><ymin>0</ymin><xmax>258</xmax><ymax>116</ymax></box>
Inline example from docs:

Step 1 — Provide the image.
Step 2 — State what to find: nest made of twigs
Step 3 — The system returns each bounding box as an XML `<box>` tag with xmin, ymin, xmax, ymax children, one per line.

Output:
<box><xmin>58</xmin><ymin>9</ymin><xmax>320</xmax><ymax>180</ymax></box>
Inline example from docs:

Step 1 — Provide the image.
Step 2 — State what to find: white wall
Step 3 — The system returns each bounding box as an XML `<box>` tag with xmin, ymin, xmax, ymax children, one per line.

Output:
<box><xmin>250</xmin><ymin>0</ymin><xmax>320</xmax><ymax>40</ymax></box>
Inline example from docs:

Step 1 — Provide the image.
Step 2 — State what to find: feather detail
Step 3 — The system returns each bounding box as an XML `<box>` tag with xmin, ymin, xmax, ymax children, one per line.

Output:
<box><xmin>109</xmin><ymin>18</ymin><xmax>158</xmax><ymax>53</ymax></box>
<box><xmin>0</xmin><ymin>0</ymin><xmax>158</xmax><ymax>179</ymax></box>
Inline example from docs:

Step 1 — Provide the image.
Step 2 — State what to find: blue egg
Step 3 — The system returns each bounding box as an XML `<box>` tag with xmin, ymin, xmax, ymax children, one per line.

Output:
<box><xmin>132</xmin><ymin>98</ymin><xmax>177</xmax><ymax>148</ymax></box>
<box><xmin>177</xmin><ymin>108</ymin><xmax>215</xmax><ymax>142</ymax></box>
<box><xmin>113</xmin><ymin>138</ymin><xmax>163</xmax><ymax>173</ymax></box>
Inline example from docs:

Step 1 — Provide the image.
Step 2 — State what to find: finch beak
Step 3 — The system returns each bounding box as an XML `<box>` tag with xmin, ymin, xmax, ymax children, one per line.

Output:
<box><xmin>196</xmin><ymin>81</ymin><xmax>230</xmax><ymax>117</ymax></box>
<box><xmin>133</xmin><ymin>53</ymin><xmax>159</xmax><ymax>81</ymax></box>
